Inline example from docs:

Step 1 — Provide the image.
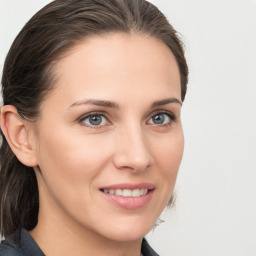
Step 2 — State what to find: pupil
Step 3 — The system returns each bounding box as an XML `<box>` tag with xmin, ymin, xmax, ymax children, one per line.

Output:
<box><xmin>153</xmin><ymin>114</ymin><xmax>164</xmax><ymax>124</ymax></box>
<box><xmin>89</xmin><ymin>115</ymin><xmax>102</xmax><ymax>125</ymax></box>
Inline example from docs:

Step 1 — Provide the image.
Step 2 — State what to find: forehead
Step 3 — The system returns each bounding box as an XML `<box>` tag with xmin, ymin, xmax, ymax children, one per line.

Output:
<box><xmin>43</xmin><ymin>32</ymin><xmax>181</xmax><ymax>108</ymax></box>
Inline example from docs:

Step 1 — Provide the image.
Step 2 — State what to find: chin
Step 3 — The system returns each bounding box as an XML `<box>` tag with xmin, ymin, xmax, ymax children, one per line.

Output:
<box><xmin>100</xmin><ymin>217</ymin><xmax>156</xmax><ymax>242</ymax></box>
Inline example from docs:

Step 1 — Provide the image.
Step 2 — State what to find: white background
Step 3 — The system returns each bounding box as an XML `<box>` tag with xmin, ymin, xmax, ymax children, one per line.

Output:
<box><xmin>0</xmin><ymin>1</ymin><xmax>255</xmax><ymax>255</ymax></box>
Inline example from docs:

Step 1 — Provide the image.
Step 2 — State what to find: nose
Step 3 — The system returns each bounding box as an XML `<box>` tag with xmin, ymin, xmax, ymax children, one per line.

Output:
<box><xmin>112</xmin><ymin>124</ymin><xmax>153</xmax><ymax>173</ymax></box>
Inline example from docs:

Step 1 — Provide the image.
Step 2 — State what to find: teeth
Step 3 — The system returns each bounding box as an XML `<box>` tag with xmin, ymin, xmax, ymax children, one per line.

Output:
<box><xmin>109</xmin><ymin>189</ymin><xmax>115</xmax><ymax>195</ymax></box>
<box><xmin>132</xmin><ymin>189</ymin><xmax>141</xmax><ymax>197</ymax></box>
<box><xmin>123</xmin><ymin>189</ymin><xmax>132</xmax><ymax>197</ymax></box>
<box><xmin>116</xmin><ymin>189</ymin><xmax>123</xmax><ymax>196</ymax></box>
<box><xmin>102</xmin><ymin>188</ymin><xmax>148</xmax><ymax>197</ymax></box>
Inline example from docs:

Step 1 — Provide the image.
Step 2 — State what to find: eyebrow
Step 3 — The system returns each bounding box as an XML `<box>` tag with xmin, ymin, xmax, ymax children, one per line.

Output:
<box><xmin>151</xmin><ymin>98</ymin><xmax>182</xmax><ymax>107</ymax></box>
<box><xmin>68</xmin><ymin>99</ymin><xmax>119</xmax><ymax>109</ymax></box>
<box><xmin>68</xmin><ymin>97</ymin><xmax>182</xmax><ymax>110</ymax></box>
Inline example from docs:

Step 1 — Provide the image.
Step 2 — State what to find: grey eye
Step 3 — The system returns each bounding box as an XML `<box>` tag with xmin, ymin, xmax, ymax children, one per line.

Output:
<box><xmin>148</xmin><ymin>113</ymin><xmax>172</xmax><ymax>125</ymax></box>
<box><xmin>82</xmin><ymin>114</ymin><xmax>107</xmax><ymax>126</ymax></box>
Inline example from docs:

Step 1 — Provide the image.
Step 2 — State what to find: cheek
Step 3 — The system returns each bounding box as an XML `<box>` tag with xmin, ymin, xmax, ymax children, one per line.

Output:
<box><xmin>152</xmin><ymin>129</ymin><xmax>184</xmax><ymax>202</ymax></box>
<box><xmin>154</xmin><ymin>130</ymin><xmax>184</xmax><ymax>176</ymax></box>
<box><xmin>35</xmin><ymin>126</ymin><xmax>116</xmax><ymax>197</ymax></box>
<box><xmin>34</xmin><ymin>129</ymin><xmax>114</xmax><ymax>216</ymax></box>
<box><xmin>145</xmin><ymin>130</ymin><xmax>184</xmax><ymax>219</ymax></box>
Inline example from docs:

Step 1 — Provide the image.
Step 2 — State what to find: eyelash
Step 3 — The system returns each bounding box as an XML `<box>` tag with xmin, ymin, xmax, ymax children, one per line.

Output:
<box><xmin>79</xmin><ymin>112</ymin><xmax>110</xmax><ymax>129</ymax></box>
<box><xmin>79</xmin><ymin>110</ymin><xmax>176</xmax><ymax>129</ymax></box>
<box><xmin>148</xmin><ymin>111</ymin><xmax>176</xmax><ymax>126</ymax></box>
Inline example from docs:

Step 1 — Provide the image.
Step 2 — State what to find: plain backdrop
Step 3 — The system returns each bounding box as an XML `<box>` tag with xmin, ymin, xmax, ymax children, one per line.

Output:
<box><xmin>0</xmin><ymin>1</ymin><xmax>255</xmax><ymax>255</ymax></box>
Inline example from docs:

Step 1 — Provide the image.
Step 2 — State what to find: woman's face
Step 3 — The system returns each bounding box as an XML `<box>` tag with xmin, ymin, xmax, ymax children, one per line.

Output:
<box><xmin>32</xmin><ymin>33</ymin><xmax>184</xmax><ymax>242</ymax></box>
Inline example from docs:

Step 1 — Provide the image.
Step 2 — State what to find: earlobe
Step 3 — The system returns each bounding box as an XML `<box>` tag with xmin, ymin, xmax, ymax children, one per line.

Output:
<box><xmin>0</xmin><ymin>105</ymin><xmax>38</xmax><ymax>167</ymax></box>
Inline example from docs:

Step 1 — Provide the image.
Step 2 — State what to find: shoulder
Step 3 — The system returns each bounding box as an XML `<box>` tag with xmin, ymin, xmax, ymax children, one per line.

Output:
<box><xmin>0</xmin><ymin>241</ymin><xmax>24</xmax><ymax>256</ymax></box>
<box><xmin>0</xmin><ymin>230</ymin><xmax>44</xmax><ymax>256</ymax></box>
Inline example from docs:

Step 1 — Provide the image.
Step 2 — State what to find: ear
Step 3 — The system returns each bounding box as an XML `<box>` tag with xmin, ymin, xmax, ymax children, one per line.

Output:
<box><xmin>0</xmin><ymin>105</ymin><xmax>38</xmax><ymax>167</ymax></box>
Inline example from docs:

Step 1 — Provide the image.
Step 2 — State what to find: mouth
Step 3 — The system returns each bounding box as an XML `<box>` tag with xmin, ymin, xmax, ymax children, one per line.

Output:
<box><xmin>99</xmin><ymin>183</ymin><xmax>155</xmax><ymax>209</ymax></box>
<box><xmin>100</xmin><ymin>188</ymin><xmax>149</xmax><ymax>197</ymax></box>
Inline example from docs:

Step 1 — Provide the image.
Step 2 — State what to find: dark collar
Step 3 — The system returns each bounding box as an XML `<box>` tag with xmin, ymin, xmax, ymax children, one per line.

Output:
<box><xmin>0</xmin><ymin>229</ymin><xmax>44</xmax><ymax>256</ymax></box>
<box><xmin>141</xmin><ymin>238</ymin><xmax>159</xmax><ymax>256</ymax></box>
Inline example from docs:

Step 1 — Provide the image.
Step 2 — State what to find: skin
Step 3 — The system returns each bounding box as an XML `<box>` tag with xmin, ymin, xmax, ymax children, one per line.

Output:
<box><xmin>1</xmin><ymin>32</ymin><xmax>184</xmax><ymax>256</ymax></box>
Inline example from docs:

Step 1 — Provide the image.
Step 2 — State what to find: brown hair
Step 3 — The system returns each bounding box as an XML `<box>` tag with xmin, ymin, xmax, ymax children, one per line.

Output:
<box><xmin>0</xmin><ymin>0</ymin><xmax>188</xmax><ymax>238</ymax></box>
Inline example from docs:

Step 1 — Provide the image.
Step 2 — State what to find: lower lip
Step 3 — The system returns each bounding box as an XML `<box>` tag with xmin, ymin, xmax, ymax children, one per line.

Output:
<box><xmin>100</xmin><ymin>189</ymin><xmax>154</xmax><ymax>210</ymax></box>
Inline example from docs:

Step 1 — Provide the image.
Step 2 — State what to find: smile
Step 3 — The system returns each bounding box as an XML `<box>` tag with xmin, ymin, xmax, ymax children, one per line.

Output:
<box><xmin>101</xmin><ymin>188</ymin><xmax>148</xmax><ymax>197</ymax></box>
<box><xmin>99</xmin><ymin>183</ymin><xmax>155</xmax><ymax>209</ymax></box>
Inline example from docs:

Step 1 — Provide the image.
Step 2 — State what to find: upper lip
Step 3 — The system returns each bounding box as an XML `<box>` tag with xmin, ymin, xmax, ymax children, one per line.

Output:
<box><xmin>100</xmin><ymin>183</ymin><xmax>155</xmax><ymax>190</ymax></box>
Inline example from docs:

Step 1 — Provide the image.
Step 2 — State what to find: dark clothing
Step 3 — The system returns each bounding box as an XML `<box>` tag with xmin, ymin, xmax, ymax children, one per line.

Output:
<box><xmin>0</xmin><ymin>229</ymin><xmax>159</xmax><ymax>256</ymax></box>
<box><xmin>141</xmin><ymin>239</ymin><xmax>159</xmax><ymax>256</ymax></box>
<box><xmin>0</xmin><ymin>230</ymin><xmax>44</xmax><ymax>256</ymax></box>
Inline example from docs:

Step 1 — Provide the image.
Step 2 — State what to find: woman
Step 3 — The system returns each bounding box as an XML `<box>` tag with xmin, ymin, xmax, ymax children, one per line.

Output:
<box><xmin>0</xmin><ymin>0</ymin><xmax>188</xmax><ymax>255</ymax></box>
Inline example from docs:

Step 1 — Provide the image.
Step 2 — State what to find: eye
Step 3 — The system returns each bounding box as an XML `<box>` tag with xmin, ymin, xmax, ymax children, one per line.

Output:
<box><xmin>148</xmin><ymin>112</ymin><xmax>175</xmax><ymax>125</ymax></box>
<box><xmin>80</xmin><ymin>113</ymin><xmax>109</xmax><ymax>127</ymax></box>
